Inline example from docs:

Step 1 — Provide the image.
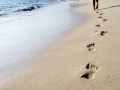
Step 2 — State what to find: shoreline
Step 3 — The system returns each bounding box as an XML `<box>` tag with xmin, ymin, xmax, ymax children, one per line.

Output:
<box><xmin>1</xmin><ymin>0</ymin><xmax>120</xmax><ymax>90</ymax></box>
<box><xmin>0</xmin><ymin>1</ymin><xmax>84</xmax><ymax>85</ymax></box>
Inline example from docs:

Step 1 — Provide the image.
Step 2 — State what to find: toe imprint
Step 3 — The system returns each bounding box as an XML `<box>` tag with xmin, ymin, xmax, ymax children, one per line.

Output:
<box><xmin>86</xmin><ymin>63</ymin><xmax>91</xmax><ymax>69</ymax></box>
<box><xmin>86</xmin><ymin>63</ymin><xmax>99</xmax><ymax>71</ymax></box>
<box><xmin>90</xmin><ymin>64</ymin><xmax>99</xmax><ymax>71</ymax></box>
<box><xmin>87</xmin><ymin>43</ymin><xmax>95</xmax><ymax>51</ymax></box>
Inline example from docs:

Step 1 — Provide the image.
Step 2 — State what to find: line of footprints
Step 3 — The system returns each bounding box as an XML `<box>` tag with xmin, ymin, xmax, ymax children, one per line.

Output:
<box><xmin>81</xmin><ymin>11</ymin><xmax>108</xmax><ymax>79</ymax></box>
<box><xmin>95</xmin><ymin>12</ymin><xmax>108</xmax><ymax>36</ymax></box>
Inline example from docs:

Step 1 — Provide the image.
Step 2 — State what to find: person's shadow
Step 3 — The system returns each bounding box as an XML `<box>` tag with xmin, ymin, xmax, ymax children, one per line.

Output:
<box><xmin>99</xmin><ymin>4</ymin><xmax>120</xmax><ymax>10</ymax></box>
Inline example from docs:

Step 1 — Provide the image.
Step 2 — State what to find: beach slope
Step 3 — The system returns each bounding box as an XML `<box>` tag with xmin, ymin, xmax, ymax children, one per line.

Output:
<box><xmin>1</xmin><ymin>0</ymin><xmax>120</xmax><ymax>90</ymax></box>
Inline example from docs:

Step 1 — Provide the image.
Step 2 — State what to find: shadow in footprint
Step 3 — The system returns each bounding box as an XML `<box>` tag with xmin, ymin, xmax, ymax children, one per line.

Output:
<box><xmin>81</xmin><ymin>71</ymin><xmax>95</xmax><ymax>79</ymax></box>
<box><xmin>81</xmin><ymin>73</ymin><xmax>89</xmax><ymax>79</ymax></box>
<box><xmin>86</xmin><ymin>63</ymin><xmax>90</xmax><ymax>69</ymax></box>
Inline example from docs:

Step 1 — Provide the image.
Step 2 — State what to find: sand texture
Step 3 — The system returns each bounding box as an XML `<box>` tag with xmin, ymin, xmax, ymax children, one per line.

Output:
<box><xmin>1</xmin><ymin>0</ymin><xmax>120</xmax><ymax>90</ymax></box>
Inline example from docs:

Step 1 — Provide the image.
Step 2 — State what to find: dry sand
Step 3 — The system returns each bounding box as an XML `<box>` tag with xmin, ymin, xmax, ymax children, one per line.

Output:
<box><xmin>1</xmin><ymin>0</ymin><xmax>120</xmax><ymax>90</ymax></box>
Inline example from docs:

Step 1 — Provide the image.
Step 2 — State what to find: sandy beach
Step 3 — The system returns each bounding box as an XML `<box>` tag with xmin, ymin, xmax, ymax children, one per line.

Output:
<box><xmin>1</xmin><ymin>0</ymin><xmax>120</xmax><ymax>90</ymax></box>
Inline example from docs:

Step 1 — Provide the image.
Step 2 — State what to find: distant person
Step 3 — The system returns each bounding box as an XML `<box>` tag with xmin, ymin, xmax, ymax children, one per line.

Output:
<box><xmin>93</xmin><ymin>0</ymin><xmax>99</xmax><ymax>10</ymax></box>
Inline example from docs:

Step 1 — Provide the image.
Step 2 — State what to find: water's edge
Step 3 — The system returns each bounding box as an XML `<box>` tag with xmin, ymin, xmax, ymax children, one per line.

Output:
<box><xmin>0</xmin><ymin>1</ymin><xmax>85</xmax><ymax>85</ymax></box>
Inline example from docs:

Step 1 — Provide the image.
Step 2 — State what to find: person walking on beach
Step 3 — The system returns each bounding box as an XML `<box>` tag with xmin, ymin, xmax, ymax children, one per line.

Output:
<box><xmin>93</xmin><ymin>0</ymin><xmax>99</xmax><ymax>10</ymax></box>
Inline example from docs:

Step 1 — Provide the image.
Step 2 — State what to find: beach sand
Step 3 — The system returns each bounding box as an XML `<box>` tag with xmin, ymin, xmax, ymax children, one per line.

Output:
<box><xmin>1</xmin><ymin>0</ymin><xmax>120</xmax><ymax>90</ymax></box>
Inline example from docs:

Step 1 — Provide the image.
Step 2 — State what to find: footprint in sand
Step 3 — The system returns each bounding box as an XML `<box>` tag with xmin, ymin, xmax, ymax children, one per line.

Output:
<box><xmin>81</xmin><ymin>63</ymin><xmax>99</xmax><ymax>79</ymax></box>
<box><xmin>95</xmin><ymin>24</ymin><xmax>101</xmax><ymax>27</ymax></box>
<box><xmin>100</xmin><ymin>31</ymin><xmax>108</xmax><ymax>36</ymax></box>
<box><xmin>96</xmin><ymin>11</ymin><xmax>99</xmax><ymax>13</ymax></box>
<box><xmin>100</xmin><ymin>13</ymin><xmax>103</xmax><ymax>15</ymax></box>
<box><xmin>98</xmin><ymin>16</ymin><xmax>103</xmax><ymax>18</ymax></box>
<box><xmin>103</xmin><ymin>19</ymin><xmax>108</xmax><ymax>22</ymax></box>
<box><xmin>87</xmin><ymin>43</ymin><xmax>96</xmax><ymax>51</ymax></box>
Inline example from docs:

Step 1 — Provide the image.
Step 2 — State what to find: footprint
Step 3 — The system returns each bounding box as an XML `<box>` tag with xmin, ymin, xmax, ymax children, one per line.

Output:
<box><xmin>100</xmin><ymin>13</ymin><xmax>103</xmax><ymax>15</ymax></box>
<box><xmin>95</xmin><ymin>24</ymin><xmax>101</xmax><ymax>27</ymax></box>
<box><xmin>98</xmin><ymin>16</ymin><xmax>103</xmax><ymax>18</ymax></box>
<box><xmin>87</xmin><ymin>43</ymin><xmax>95</xmax><ymax>51</ymax></box>
<box><xmin>96</xmin><ymin>11</ymin><xmax>99</xmax><ymax>13</ymax></box>
<box><xmin>100</xmin><ymin>31</ymin><xmax>108</xmax><ymax>36</ymax></box>
<box><xmin>81</xmin><ymin>63</ymin><xmax>99</xmax><ymax>79</ymax></box>
<box><xmin>103</xmin><ymin>19</ymin><xmax>108</xmax><ymax>22</ymax></box>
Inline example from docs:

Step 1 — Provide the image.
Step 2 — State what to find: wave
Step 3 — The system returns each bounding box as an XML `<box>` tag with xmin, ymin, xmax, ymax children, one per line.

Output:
<box><xmin>0</xmin><ymin>0</ymin><xmax>57</xmax><ymax>9</ymax></box>
<box><xmin>0</xmin><ymin>0</ymin><xmax>58</xmax><ymax>17</ymax></box>
<box><xmin>0</xmin><ymin>0</ymin><xmax>77</xmax><ymax>18</ymax></box>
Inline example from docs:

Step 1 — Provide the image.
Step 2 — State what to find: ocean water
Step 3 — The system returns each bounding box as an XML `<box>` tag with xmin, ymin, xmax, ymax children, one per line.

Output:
<box><xmin>0</xmin><ymin>0</ymin><xmax>56</xmax><ymax>9</ymax></box>
<box><xmin>0</xmin><ymin>0</ymin><xmax>84</xmax><ymax>84</ymax></box>
<box><xmin>0</xmin><ymin>0</ymin><xmax>57</xmax><ymax>16</ymax></box>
